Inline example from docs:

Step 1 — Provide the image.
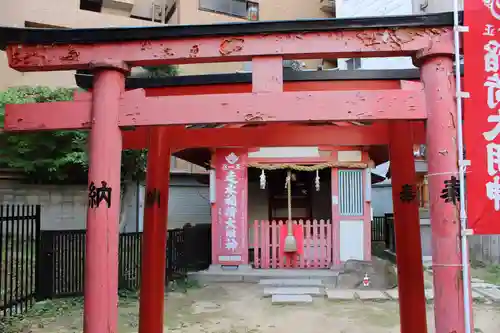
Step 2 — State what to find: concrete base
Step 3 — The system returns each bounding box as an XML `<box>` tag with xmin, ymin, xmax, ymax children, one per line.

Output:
<box><xmin>208</xmin><ymin>264</ymin><xmax>253</xmax><ymax>272</ymax></box>
<box><xmin>263</xmin><ymin>287</ymin><xmax>324</xmax><ymax>297</ymax></box>
<box><xmin>271</xmin><ymin>294</ymin><xmax>313</xmax><ymax>304</ymax></box>
<box><xmin>189</xmin><ymin>268</ymin><xmax>340</xmax><ymax>284</ymax></box>
<box><xmin>326</xmin><ymin>289</ymin><xmax>357</xmax><ymax>301</ymax></box>
<box><xmin>385</xmin><ymin>288</ymin><xmax>399</xmax><ymax>300</ymax></box>
<box><xmin>356</xmin><ymin>290</ymin><xmax>389</xmax><ymax>301</ymax></box>
<box><xmin>259</xmin><ymin>279</ymin><xmax>325</xmax><ymax>287</ymax></box>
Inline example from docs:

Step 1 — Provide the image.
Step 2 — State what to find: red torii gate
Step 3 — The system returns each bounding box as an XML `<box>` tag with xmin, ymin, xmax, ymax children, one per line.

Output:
<box><xmin>0</xmin><ymin>12</ymin><xmax>467</xmax><ymax>333</ymax></box>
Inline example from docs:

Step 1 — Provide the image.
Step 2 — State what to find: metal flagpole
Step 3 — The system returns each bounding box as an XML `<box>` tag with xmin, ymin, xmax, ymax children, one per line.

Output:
<box><xmin>452</xmin><ymin>0</ymin><xmax>473</xmax><ymax>332</ymax></box>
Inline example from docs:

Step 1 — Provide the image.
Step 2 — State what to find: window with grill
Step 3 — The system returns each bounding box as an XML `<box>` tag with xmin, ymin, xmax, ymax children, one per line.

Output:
<box><xmin>199</xmin><ymin>0</ymin><xmax>259</xmax><ymax>20</ymax></box>
<box><xmin>338</xmin><ymin>170</ymin><xmax>364</xmax><ymax>216</ymax></box>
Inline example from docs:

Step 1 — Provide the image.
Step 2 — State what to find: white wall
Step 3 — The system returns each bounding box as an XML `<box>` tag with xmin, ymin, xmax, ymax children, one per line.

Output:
<box><xmin>248</xmin><ymin>147</ymin><xmax>320</xmax><ymax>159</ymax></box>
<box><xmin>0</xmin><ymin>175</ymin><xmax>210</xmax><ymax>232</ymax></box>
<box><xmin>335</xmin><ymin>0</ymin><xmax>415</xmax><ymax>70</ymax></box>
<box><xmin>412</xmin><ymin>0</ymin><xmax>462</xmax><ymax>14</ymax></box>
<box><xmin>371</xmin><ymin>183</ymin><xmax>394</xmax><ymax>217</ymax></box>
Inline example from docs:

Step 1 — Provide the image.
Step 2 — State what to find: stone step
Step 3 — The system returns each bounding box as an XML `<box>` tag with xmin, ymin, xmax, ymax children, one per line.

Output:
<box><xmin>356</xmin><ymin>290</ymin><xmax>389</xmax><ymax>301</ymax></box>
<box><xmin>271</xmin><ymin>294</ymin><xmax>313</xmax><ymax>305</ymax></box>
<box><xmin>473</xmin><ymin>287</ymin><xmax>500</xmax><ymax>302</ymax></box>
<box><xmin>326</xmin><ymin>289</ymin><xmax>389</xmax><ymax>301</ymax></box>
<box><xmin>259</xmin><ymin>279</ymin><xmax>325</xmax><ymax>287</ymax></box>
<box><xmin>263</xmin><ymin>287</ymin><xmax>323</xmax><ymax>297</ymax></box>
<box><xmin>326</xmin><ymin>289</ymin><xmax>356</xmax><ymax>301</ymax></box>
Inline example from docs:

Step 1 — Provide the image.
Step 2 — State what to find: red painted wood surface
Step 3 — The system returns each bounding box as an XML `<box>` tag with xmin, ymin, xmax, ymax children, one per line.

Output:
<box><xmin>210</xmin><ymin>152</ymin><xmax>218</xmax><ymax>266</ymax></box>
<box><xmin>389</xmin><ymin>121</ymin><xmax>427</xmax><ymax>333</ymax></box>
<box><xmin>279</xmin><ymin>224</ymin><xmax>304</xmax><ymax>258</ymax></box>
<box><xmin>253</xmin><ymin>220</ymin><xmax>332</xmax><ymax>269</ymax></box>
<box><xmin>118</xmin><ymin>89</ymin><xmax>427</xmax><ymax>126</ymax></box>
<box><xmin>144</xmin><ymin>79</ymin><xmax>407</xmax><ymax>97</ymax></box>
<box><xmin>252</xmin><ymin>56</ymin><xmax>283</xmax><ymax>93</ymax></box>
<box><xmin>5</xmin><ymin>100</ymin><xmax>91</xmax><ymax>130</ymax></box>
<box><xmin>4</xmin><ymin>89</ymin><xmax>427</xmax><ymax>131</ymax></box>
<box><xmin>6</xmin><ymin>28</ymin><xmax>453</xmax><ymax>71</ymax></box>
<box><xmin>214</xmin><ymin>149</ymin><xmax>249</xmax><ymax>265</ymax></box>
<box><xmin>329</xmin><ymin>165</ymin><xmax>372</xmax><ymax>265</ymax></box>
<box><xmin>144</xmin><ymin>79</ymin><xmax>408</xmax><ymax>96</ymax></box>
<box><xmin>421</xmin><ymin>56</ymin><xmax>465</xmax><ymax>333</ymax></box>
<box><xmin>463</xmin><ymin>2</ymin><xmax>500</xmax><ymax>234</ymax></box>
<box><xmin>122</xmin><ymin>122</ymin><xmax>426</xmax><ymax>150</ymax></box>
<box><xmin>83</xmin><ymin>70</ymin><xmax>125</xmax><ymax>333</ymax></box>
<box><xmin>125</xmin><ymin>78</ymin><xmax>466</xmax><ymax>97</ymax></box>
<box><xmin>330</xmin><ymin>169</ymin><xmax>341</xmax><ymax>267</ymax></box>
<box><xmin>138</xmin><ymin>127</ymin><xmax>171</xmax><ymax>333</ymax></box>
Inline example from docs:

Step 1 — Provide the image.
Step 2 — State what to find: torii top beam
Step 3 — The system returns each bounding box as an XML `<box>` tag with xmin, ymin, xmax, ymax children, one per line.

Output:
<box><xmin>0</xmin><ymin>12</ymin><xmax>459</xmax><ymax>168</ymax></box>
<box><xmin>75</xmin><ymin>69</ymin><xmax>433</xmax><ymax>150</ymax></box>
<box><xmin>0</xmin><ymin>12</ymin><xmax>459</xmax><ymax>72</ymax></box>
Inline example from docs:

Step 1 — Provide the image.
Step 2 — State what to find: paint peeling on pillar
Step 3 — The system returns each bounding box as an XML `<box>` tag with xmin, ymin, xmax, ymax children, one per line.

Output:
<box><xmin>140</xmin><ymin>41</ymin><xmax>153</xmax><ymax>51</ymax></box>
<box><xmin>219</xmin><ymin>38</ymin><xmax>244</xmax><ymax>56</ymax></box>
<box><xmin>190</xmin><ymin>45</ymin><xmax>200</xmax><ymax>57</ymax></box>
<box><xmin>244</xmin><ymin>112</ymin><xmax>274</xmax><ymax>122</ymax></box>
<box><xmin>10</xmin><ymin>50</ymin><xmax>47</xmax><ymax>66</ymax></box>
<box><xmin>59</xmin><ymin>46</ymin><xmax>80</xmax><ymax>62</ymax></box>
<box><xmin>355</xmin><ymin>29</ymin><xmax>417</xmax><ymax>49</ymax></box>
<box><xmin>163</xmin><ymin>48</ymin><xmax>175</xmax><ymax>56</ymax></box>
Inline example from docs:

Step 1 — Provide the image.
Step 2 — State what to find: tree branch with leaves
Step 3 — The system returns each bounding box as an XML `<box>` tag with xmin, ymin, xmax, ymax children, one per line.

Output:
<box><xmin>0</xmin><ymin>86</ymin><xmax>149</xmax><ymax>184</ymax></box>
<box><xmin>1</xmin><ymin>65</ymin><xmax>178</xmax><ymax>230</ymax></box>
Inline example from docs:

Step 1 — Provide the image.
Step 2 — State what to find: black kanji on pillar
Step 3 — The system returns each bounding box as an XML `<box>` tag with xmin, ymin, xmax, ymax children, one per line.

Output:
<box><xmin>399</xmin><ymin>184</ymin><xmax>417</xmax><ymax>203</ymax></box>
<box><xmin>88</xmin><ymin>181</ymin><xmax>112</xmax><ymax>208</ymax></box>
<box><xmin>440</xmin><ymin>176</ymin><xmax>460</xmax><ymax>205</ymax></box>
<box><xmin>145</xmin><ymin>188</ymin><xmax>161</xmax><ymax>208</ymax></box>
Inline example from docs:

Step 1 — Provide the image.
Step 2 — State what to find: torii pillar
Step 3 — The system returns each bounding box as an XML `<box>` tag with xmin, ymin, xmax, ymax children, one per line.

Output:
<box><xmin>416</xmin><ymin>52</ymin><xmax>465</xmax><ymax>332</ymax></box>
<box><xmin>138</xmin><ymin>127</ymin><xmax>171</xmax><ymax>333</ymax></box>
<box><xmin>84</xmin><ymin>65</ymin><xmax>128</xmax><ymax>333</ymax></box>
<box><xmin>389</xmin><ymin>120</ymin><xmax>427</xmax><ymax>333</ymax></box>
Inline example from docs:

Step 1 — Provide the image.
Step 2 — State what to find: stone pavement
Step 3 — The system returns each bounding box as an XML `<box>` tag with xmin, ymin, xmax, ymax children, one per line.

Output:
<box><xmin>470</xmin><ymin>278</ymin><xmax>500</xmax><ymax>303</ymax></box>
<box><xmin>326</xmin><ymin>283</ymin><xmax>500</xmax><ymax>303</ymax></box>
<box><xmin>263</xmin><ymin>276</ymin><xmax>500</xmax><ymax>305</ymax></box>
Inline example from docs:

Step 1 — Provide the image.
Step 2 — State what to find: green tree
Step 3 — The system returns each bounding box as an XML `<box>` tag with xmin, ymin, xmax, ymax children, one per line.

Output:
<box><xmin>141</xmin><ymin>64</ymin><xmax>179</xmax><ymax>78</ymax></box>
<box><xmin>1</xmin><ymin>65</ymin><xmax>178</xmax><ymax>229</ymax></box>
<box><xmin>0</xmin><ymin>86</ymin><xmax>147</xmax><ymax>184</ymax></box>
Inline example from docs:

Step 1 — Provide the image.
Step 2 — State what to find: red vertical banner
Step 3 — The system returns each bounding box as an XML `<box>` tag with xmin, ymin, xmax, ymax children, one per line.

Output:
<box><xmin>214</xmin><ymin>148</ymin><xmax>248</xmax><ymax>265</ymax></box>
<box><xmin>464</xmin><ymin>1</ymin><xmax>500</xmax><ymax>234</ymax></box>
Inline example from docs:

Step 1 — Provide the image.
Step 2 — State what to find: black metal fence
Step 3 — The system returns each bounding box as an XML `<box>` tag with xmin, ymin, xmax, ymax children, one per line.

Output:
<box><xmin>371</xmin><ymin>216</ymin><xmax>386</xmax><ymax>242</ymax></box>
<box><xmin>0</xmin><ymin>205</ymin><xmax>41</xmax><ymax>317</ymax></box>
<box><xmin>372</xmin><ymin>214</ymin><xmax>396</xmax><ymax>253</ymax></box>
<box><xmin>1</xmin><ymin>202</ymin><xmax>211</xmax><ymax>318</ymax></box>
<box><xmin>384</xmin><ymin>213</ymin><xmax>396</xmax><ymax>253</ymax></box>
<box><xmin>36</xmin><ymin>224</ymin><xmax>211</xmax><ymax>301</ymax></box>
<box><xmin>35</xmin><ymin>230</ymin><xmax>143</xmax><ymax>300</ymax></box>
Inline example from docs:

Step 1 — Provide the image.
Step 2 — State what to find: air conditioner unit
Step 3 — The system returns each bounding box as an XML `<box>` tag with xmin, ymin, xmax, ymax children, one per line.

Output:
<box><xmin>131</xmin><ymin>0</ymin><xmax>166</xmax><ymax>21</ymax></box>
<box><xmin>103</xmin><ymin>0</ymin><xmax>134</xmax><ymax>12</ymax></box>
<box><xmin>152</xmin><ymin>2</ymin><xmax>165</xmax><ymax>21</ymax></box>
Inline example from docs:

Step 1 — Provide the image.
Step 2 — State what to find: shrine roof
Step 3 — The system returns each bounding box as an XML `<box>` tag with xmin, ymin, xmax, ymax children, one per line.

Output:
<box><xmin>0</xmin><ymin>11</ymin><xmax>460</xmax><ymax>51</ymax></box>
<box><xmin>75</xmin><ymin>65</ymin><xmax>464</xmax><ymax>90</ymax></box>
<box><xmin>75</xmin><ymin>68</ymin><xmax>421</xmax><ymax>90</ymax></box>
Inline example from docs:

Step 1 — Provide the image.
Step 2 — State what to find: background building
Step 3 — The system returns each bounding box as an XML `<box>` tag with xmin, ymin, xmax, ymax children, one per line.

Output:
<box><xmin>0</xmin><ymin>0</ymin><xmax>462</xmax><ymax>89</ymax></box>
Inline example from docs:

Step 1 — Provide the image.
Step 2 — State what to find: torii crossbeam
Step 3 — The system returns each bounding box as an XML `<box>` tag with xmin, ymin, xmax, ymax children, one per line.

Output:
<box><xmin>0</xmin><ymin>12</ymin><xmax>467</xmax><ymax>333</ymax></box>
